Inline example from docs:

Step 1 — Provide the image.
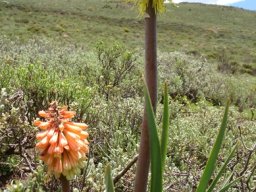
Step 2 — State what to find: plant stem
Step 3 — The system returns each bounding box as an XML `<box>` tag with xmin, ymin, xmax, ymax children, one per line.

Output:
<box><xmin>114</xmin><ymin>154</ymin><xmax>138</xmax><ymax>184</ymax></box>
<box><xmin>134</xmin><ymin>0</ymin><xmax>157</xmax><ymax>191</ymax></box>
<box><xmin>60</xmin><ymin>174</ymin><xmax>70</xmax><ymax>192</ymax></box>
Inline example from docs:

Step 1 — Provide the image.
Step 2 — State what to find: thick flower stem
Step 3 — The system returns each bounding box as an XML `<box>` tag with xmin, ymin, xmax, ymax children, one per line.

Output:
<box><xmin>60</xmin><ymin>174</ymin><xmax>70</xmax><ymax>192</ymax></box>
<box><xmin>134</xmin><ymin>0</ymin><xmax>157</xmax><ymax>191</ymax></box>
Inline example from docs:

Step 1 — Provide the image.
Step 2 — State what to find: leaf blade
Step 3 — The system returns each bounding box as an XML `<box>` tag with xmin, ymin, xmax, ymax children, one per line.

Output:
<box><xmin>160</xmin><ymin>82</ymin><xmax>169</xmax><ymax>169</ymax></box>
<box><xmin>105</xmin><ymin>164</ymin><xmax>115</xmax><ymax>192</ymax></box>
<box><xmin>219</xmin><ymin>176</ymin><xmax>243</xmax><ymax>192</ymax></box>
<box><xmin>196</xmin><ymin>102</ymin><xmax>230</xmax><ymax>192</ymax></box>
<box><xmin>207</xmin><ymin>144</ymin><xmax>237</xmax><ymax>192</ymax></box>
<box><xmin>144</xmin><ymin>84</ymin><xmax>163</xmax><ymax>192</ymax></box>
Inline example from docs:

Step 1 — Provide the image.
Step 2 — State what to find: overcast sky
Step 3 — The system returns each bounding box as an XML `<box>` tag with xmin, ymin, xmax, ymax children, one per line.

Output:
<box><xmin>170</xmin><ymin>0</ymin><xmax>256</xmax><ymax>11</ymax></box>
<box><xmin>172</xmin><ymin>0</ymin><xmax>244</xmax><ymax>5</ymax></box>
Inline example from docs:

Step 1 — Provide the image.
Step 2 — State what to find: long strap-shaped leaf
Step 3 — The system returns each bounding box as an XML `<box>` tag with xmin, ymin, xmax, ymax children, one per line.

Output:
<box><xmin>207</xmin><ymin>144</ymin><xmax>237</xmax><ymax>192</ymax></box>
<box><xmin>196</xmin><ymin>102</ymin><xmax>229</xmax><ymax>192</ymax></box>
<box><xmin>105</xmin><ymin>164</ymin><xmax>115</xmax><ymax>192</ymax></box>
<box><xmin>161</xmin><ymin>82</ymin><xmax>169</xmax><ymax>169</ymax></box>
<box><xmin>219</xmin><ymin>175</ymin><xmax>243</xmax><ymax>192</ymax></box>
<box><xmin>145</xmin><ymin>85</ymin><xmax>163</xmax><ymax>192</ymax></box>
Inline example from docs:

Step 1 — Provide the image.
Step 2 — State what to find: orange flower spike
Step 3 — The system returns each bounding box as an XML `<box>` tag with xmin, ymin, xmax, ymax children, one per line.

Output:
<box><xmin>35</xmin><ymin>101</ymin><xmax>89</xmax><ymax>179</ymax></box>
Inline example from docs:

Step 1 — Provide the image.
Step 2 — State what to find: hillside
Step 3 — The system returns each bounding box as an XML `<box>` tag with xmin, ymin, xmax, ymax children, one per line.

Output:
<box><xmin>0</xmin><ymin>0</ymin><xmax>256</xmax><ymax>74</ymax></box>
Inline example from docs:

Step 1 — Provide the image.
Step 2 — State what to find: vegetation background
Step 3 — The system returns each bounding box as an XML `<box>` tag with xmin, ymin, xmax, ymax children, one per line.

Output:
<box><xmin>0</xmin><ymin>0</ymin><xmax>255</xmax><ymax>191</ymax></box>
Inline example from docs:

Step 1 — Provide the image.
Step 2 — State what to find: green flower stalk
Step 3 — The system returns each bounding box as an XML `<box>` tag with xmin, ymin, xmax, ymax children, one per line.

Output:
<box><xmin>134</xmin><ymin>0</ymin><xmax>159</xmax><ymax>191</ymax></box>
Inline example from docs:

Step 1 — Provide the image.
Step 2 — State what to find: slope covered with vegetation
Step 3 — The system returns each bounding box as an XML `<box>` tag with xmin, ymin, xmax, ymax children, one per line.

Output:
<box><xmin>0</xmin><ymin>0</ymin><xmax>255</xmax><ymax>191</ymax></box>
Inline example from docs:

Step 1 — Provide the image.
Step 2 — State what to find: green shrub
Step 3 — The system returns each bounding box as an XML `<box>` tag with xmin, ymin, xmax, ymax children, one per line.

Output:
<box><xmin>158</xmin><ymin>51</ymin><xmax>256</xmax><ymax>110</ymax></box>
<box><xmin>95</xmin><ymin>41</ymin><xmax>141</xmax><ymax>100</ymax></box>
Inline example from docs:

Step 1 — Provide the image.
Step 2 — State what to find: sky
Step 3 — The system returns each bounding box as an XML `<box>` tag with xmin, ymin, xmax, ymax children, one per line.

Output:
<box><xmin>171</xmin><ymin>0</ymin><xmax>256</xmax><ymax>11</ymax></box>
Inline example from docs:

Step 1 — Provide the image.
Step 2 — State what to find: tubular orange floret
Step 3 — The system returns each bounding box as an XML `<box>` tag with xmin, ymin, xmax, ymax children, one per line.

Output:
<box><xmin>65</xmin><ymin>151</ymin><xmax>76</xmax><ymax>168</ymax></box>
<box><xmin>60</xmin><ymin>111</ymin><xmax>76</xmax><ymax>119</ymax></box>
<box><xmin>83</xmin><ymin>139</ymin><xmax>89</xmax><ymax>145</ymax></box>
<box><xmin>49</xmin><ymin>131</ymin><xmax>59</xmax><ymax>144</ymax></box>
<box><xmin>38</xmin><ymin>122</ymin><xmax>51</xmax><ymax>130</ymax></box>
<box><xmin>64</xmin><ymin>145</ymin><xmax>70</xmax><ymax>151</ymax></box>
<box><xmin>66</xmin><ymin>138</ymin><xmax>80</xmax><ymax>151</ymax></box>
<box><xmin>48</xmin><ymin>143</ymin><xmax>57</xmax><ymax>154</ymax></box>
<box><xmin>59</xmin><ymin>123</ymin><xmax>64</xmax><ymax>131</ymax></box>
<box><xmin>54</xmin><ymin>158</ymin><xmax>63</xmax><ymax>173</ymax></box>
<box><xmin>70</xmin><ymin>122</ymin><xmax>88</xmax><ymax>130</ymax></box>
<box><xmin>80</xmin><ymin>144</ymin><xmax>89</xmax><ymax>154</ymax></box>
<box><xmin>40</xmin><ymin>154</ymin><xmax>48</xmax><ymax>161</ymax></box>
<box><xmin>38</xmin><ymin>110</ymin><xmax>49</xmax><ymax>118</ymax></box>
<box><xmin>79</xmin><ymin>131</ymin><xmax>89</xmax><ymax>139</ymax></box>
<box><xmin>36</xmin><ymin>136</ymin><xmax>49</xmax><ymax>150</ymax></box>
<box><xmin>46</xmin><ymin>155</ymin><xmax>54</xmax><ymax>166</ymax></box>
<box><xmin>68</xmin><ymin>153</ymin><xmax>78</xmax><ymax>166</ymax></box>
<box><xmin>34</xmin><ymin>101</ymin><xmax>89</xmax><ymax>179</ymax></box>
<box><xmin>34</xmin><ymin>120</ymin><xmax>41</xmax><ymax>127</ymax></box>
<box><xmin>64</xmin><ymin>123</ymin><xmax>82</xmax><ymax>134</ymax></box>
<box><xmin>63</xmin><ymin>130</ymin><xmax>80</xmax><ymax>140</ymax></box>
<box><xmin>36</xmin><ymin>130</ymin><xmax>48</xmax><ymax>140</ymax></box>
<box><xmin>59</xmin><ymin>132</ymin><xmax>68</xmax><ymax>147</ymax></box>
<box><xmin>54</xmin><ymin>145</ymin><xmax>63</xmax><ymax>155</ymax></box>
<box><xmin>77</xmin><ymin>139</ymin><xmax>86</xmax><ymax>148</ymax></box>
<box><xmin>62</xmin><ymin>151</ymin><xmax>70</xmax><ymax>170</ymax></box>
<box><xmin>47</xmin><ymin>128</ymin><xmax>55</xmax><ymax>139</ymax></box>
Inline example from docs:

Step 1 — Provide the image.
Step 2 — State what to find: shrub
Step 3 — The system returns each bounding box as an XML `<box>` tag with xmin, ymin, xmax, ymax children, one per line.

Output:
<box><xmin>95</xmin><ymin>41</ymin><xmax>141</xmax><ymax>100</ymax></box>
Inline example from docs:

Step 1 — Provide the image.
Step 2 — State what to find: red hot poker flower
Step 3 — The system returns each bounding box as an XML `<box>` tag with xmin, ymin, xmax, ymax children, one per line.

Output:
<box><xmin>34</xmin><ymin>101</ymin><xmax>89</xmax><ymax>180</ymax></box>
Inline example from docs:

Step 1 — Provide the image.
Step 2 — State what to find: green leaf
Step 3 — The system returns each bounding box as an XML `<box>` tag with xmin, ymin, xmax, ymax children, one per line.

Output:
<box><xmin>144</xmin><ymin>84</ymin><xmax>163</xmax><ymax>192</ymax></box>
<box><xmin>105</xmin><ymin>164</ymin><xmax>115</xmax><ymax>192</ymax></box>
<box><xmin>219</xmin><ymin>175</ymin><xmax>243</xmax><ymax>192</ymax></box>
<box><xmin>160</xmin><ymin>82</ymin><xmax>169</xmax><ymax>169</ymax></box>
<box><xmin>196</xmin><ymin>101</ymin><xmax>230</xmax><ymax>192</ymax></box>
<box><xmin>207</xmin><ymin>144</ymin><xmax>237</xmax><ymax>192</ymax></box>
